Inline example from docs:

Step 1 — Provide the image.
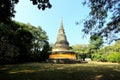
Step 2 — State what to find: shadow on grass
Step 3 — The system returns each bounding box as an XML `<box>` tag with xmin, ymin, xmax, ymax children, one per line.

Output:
<box><xmin>0</xmin><ymin>63</ymin><xmax>120</xmax><ymax>80</ymax></box>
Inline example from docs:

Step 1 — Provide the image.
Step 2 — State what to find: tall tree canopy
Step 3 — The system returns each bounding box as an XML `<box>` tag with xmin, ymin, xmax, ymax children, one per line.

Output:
<box><xmin>104</xmin><ymin>40</ymin><xmax>120</xmax><ymax>53</ymax></box>
<box><xmin>89</xmin><ymin>34</ymin><xmax>103</xmax><ymax>51</ymax></box>
<box><xmin>0</xmin><ymin>0</ymin><xmax>52</xmax><ymax>23</ymax></box>
<box><xmin>0</xmin><ymin>21</ymin><xmax>49</xmax><ymax>64</ymax></box>
<box><xmin>0</xmin><ymin>0</ymin><xmax>51</xmax><ymax>64</ymax></box>
<box><xmin>82</xmin><ymin>0</ymin><xmax>120</xmax><ymax>43</ymax></box>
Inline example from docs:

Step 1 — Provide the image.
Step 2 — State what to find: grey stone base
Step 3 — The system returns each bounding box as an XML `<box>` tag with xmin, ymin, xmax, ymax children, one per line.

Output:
<box><xmin>46</xmin><ymin>59</ymin><xmax>82</xmax><ymax>64</ymax></box>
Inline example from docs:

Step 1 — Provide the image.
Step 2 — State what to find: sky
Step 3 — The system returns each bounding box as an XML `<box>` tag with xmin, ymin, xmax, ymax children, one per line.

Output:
<box><xmin>13</xmin><ymin>0</ymin><xmax>90</xmax><ymax>46</ymax></box>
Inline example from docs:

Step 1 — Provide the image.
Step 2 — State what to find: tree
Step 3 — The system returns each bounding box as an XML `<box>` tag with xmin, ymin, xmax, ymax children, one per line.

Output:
<box><xmin>82</xmin><ymin>0</ymin><xmax>120</xmax><ymax>43</ymax></box>
<box><xmin>29</xmin><ymin>25</ymin><xmax>49</xmax><ymax>61</ymax></box>
<box><xmin>0</xmin><ymin>21</ymin><xmax>49</xmax><ymax>64</ymax></box>
<box><xmin>40</xmin><ymin>41</ymin><xmax>50</xmax><ymax>61</ymax></box>
<box><xmin>30</xmin><ymin>0</ymin><xmax>52</xmax><ymax>10</ymax></box>
<box><xmin>72</xmin><ymin>44</ymin><xmax>89</xmax><ymax>60</ymax></box>
<box><xmin>89</xmin><ymin>34</ymin><xmax>103</xmax><ymax>52</ymax></box>
<box><xmin>15</xmin><ymin>22</ymin><xmax>49</xmax><ymax>62</ymax></box>
<box><xmin>0</xmin><ymin>0</ymin><xmax>51</xmax><ymax>64</ymax></box>
<box><xmin>112</xmin><ymin>40</ymin><xmax>120</xmax><ymax>52</ymax></box>
<box><xmin>88</xmin><ymin>34</ymin><xmax>104</xmax><ymax>60</ymax></box>
<box><xmin>93</xmin><ymin>40</ymin><xmax>120</xmax><ymax>62</ymax></box>
<box><xmin>0</xmin><ymin>0</ymin><xmax>18</xmax><ymax>23</ymax></box>
<box><xmin>15</xmin><ymin>29</ymin><xmax>33</xmax><ymax>62</ymax></box>
<box><xmin>0</xmin><ymin>0</ymin><xmax>52</xmax><ymax>23</ymax></box>
<box><xmin>104</xmin><ymin>40</ymin><xmax>120</xmax><ymax>53</ymax></box>
<box><xmin>0</xmin><ymin>22</ymin><xmax>19</xmax><ymax>64</ymax></box>
<box><xmin>0</xmin><ymin>21</ymin><xmax>34</xmax><ymax>63</ymax></box>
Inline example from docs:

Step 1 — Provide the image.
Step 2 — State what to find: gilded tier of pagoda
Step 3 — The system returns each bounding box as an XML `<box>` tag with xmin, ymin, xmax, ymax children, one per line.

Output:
<box><xmin>49</xmin><ymin>20</ymin><xmax>76</xmax><ymax>61</ymax></box>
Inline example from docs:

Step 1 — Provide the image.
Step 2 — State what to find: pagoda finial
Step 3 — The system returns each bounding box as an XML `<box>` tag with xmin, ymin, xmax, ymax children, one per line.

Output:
<box><xmin>60</xmin><ymin>18</ymin><xmax>64</xmax><ymax>29</ymax></box>
<box><xmin>57</xmin><ymin>19</ymin><xmax>67</xmax><ymax>41</ymax></box>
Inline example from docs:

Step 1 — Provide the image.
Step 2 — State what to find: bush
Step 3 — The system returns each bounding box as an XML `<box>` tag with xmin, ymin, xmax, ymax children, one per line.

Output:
<box><xmin>92</xmin><ymin>53</ymin><xmax>107</xmax><ymax>62</ymax></box>
<box><xmin>107</xmin><ymin>52</ymin><xmax>120</xmax><ymax>63</ymax></box>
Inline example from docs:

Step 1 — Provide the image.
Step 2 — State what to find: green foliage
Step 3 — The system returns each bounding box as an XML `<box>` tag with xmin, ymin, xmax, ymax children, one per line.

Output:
<box><xmin>30</xmin><ymin>0</ymin><xmax>52</xmax><ymax>10</ymax></box>
<box><xmin>112</xmin><ymin>40</ymin><xmax>120</xmax><ymax>52</ymax></box>
<box><xmin>92</xmin><ymin>53</ymin><xmax>107</xmax><ymax>62</ymax></box>
<box><xmin>107</xmin><ymin>52</ymin><xmax>120</xmax><ymax>63</ymax></box>
<box><xmin>72</xmin><ymin>44</ymin><xmax>89</xmax><ymax>60</ymax></box>
<box><xmin>87</xmin><ymin>34</ymin><xmax>104</xmax><ymax>61</ymax></box>
<box><xmin>0</xmin><ymin>22</ymin><xmax>20</xmax><ymax>64</ymax></box>
<box><xmin>0</xmin><ymin>0</ymin><xmax>52</xmax><ymax>23</ymax></box>
<box><xmin>82</xmin><ymin>0</ymin><xmax>120</xmax><ymax>43</ymax></box>
<box><xmin>0</xmin><ymin>0</ymin><xmax>18</xmax><ymax>23</ymax></box>
<box><xmin>104</xmin><ymin>40</ymin><xmax>120</xmax><ymax>54</ymax></box>
<box><xmin>40</xmin><ymin>41</ymin><xmax>50</xmax><ymax>61</ymax></box>
<box><xmin>15</xmin><ymin>29</ymin><xmax>33</xmax><ymax>62</ymax></box>
<box><xmin>91</xmin><ymin>40</ymin><xmax>120</xmax><ymax>63</ymax></box>
<box><xmin>89</xmin><ymin>34</ymin><xmax>103</xmax><ymax>52</ymax></box>
<box><xmin>23</xmin><ymin>24</ymin><xmax>49</xmax><ymax>62</ymax></box>
<box><xmin>0</xmin><ymin>21</ymin><xmax>49</xmax><ymax>64</ymax></box>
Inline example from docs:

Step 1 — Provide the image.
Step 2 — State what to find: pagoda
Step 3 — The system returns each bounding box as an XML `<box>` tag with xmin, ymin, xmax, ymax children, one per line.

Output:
<box><xmin>49</xmin><ymin>20</ymin><xmax>76</xmax><ymax>63</ymax></box>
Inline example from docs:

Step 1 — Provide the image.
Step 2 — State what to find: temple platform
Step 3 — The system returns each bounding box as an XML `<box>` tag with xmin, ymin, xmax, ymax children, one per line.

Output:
<box><xmin>47</xmin><ymin>59</ymin><xmax>82</xmax><ymax>64</ymax></box>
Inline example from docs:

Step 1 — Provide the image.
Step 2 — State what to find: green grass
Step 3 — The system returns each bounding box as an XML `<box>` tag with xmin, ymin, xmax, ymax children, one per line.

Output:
<box><xmin>0</xmin><ymin>62</ymin><xmax>120</xmax><ymax>80</ymax></box>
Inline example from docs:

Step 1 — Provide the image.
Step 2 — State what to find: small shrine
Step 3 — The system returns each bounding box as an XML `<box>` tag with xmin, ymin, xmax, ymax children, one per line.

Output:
<box><xmin>49</xmin><ymin>20</ymin><xmax>76</xmax><ymax>63</ymax></box>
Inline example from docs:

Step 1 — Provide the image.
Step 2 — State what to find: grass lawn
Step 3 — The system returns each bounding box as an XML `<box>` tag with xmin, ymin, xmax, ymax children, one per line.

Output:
<box><xmin>0</xmin><ymin>62</ymin><xmax>120</xmax><ymax>80</ymax></box>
